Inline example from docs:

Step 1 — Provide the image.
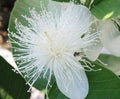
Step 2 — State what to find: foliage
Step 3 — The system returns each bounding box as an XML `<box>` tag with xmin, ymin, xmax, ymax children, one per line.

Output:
<box><xmin>0</xmin><ymin>56</ymin><xmax>30</xmax><ymax>99</ymax></box>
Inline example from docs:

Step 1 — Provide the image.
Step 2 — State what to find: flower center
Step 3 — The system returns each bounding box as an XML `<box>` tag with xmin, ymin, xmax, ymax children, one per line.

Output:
<box><xmin>44</xmin><ymin>32</ymin><xmax>65</xmax><ymax>57</ymax></box>
<box><xmin>51</xmin><ymin>48</ymin><xmax>62</xmax><ymax>57</ymax></box>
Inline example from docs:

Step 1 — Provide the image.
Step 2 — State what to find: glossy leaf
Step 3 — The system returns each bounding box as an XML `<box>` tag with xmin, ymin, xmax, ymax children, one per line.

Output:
<box><xmin>0</xmin><ymin>56</ymin><xmax>30</xmax><ymax>99</ymax></box>
<box><xmin>91</xmin><ymin>0</ymin><xmax>120</xmax><ymax>20</ymax></box>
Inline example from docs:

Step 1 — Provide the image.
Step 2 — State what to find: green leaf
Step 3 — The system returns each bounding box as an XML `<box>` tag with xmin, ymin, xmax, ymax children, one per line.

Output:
<box><xmin>48</xmin><ymin>62</ymin><xmax>120</xmax><ymax>99</ymax></box>
<box><xmin>91</xmin><ymin>0</ymin><xmax>120</xmax><ymax>20</ymax></box>
<box><xmin>98</xmin><ymin>54</ymin><xmax>120</xmax><ymax>75</ymax></box>
<box><xmin>0</xmin><ymin>56</ymin><xmax>30</xmax><ymax>99</ymax></box>
<box><xmin>9</xmin><ymin>0</ymin><xmax>48</xmax><ymax>32</ymax></box>
<box><xmin>86</xmin><ymin>62</ymin><xmax>120</xmax><ymax>99</ymax></box>
<box><xmin>91</xmin><ymin>0</ymin><xmax>103</xmax><ymax>5</ymax></box>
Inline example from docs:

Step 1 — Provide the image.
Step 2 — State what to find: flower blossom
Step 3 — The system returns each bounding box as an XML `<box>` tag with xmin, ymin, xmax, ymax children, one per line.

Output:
<box><xmin>9</xmin><ymin>0</ymin><xmax>101</xmax><ymax>99</ymax></box>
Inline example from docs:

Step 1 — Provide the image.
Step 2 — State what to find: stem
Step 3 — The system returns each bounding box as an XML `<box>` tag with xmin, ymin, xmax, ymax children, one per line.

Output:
<box><xmin>84</xmin><ymin>0</ymin><xmax>92</xmax><ymax>8</ymax></box>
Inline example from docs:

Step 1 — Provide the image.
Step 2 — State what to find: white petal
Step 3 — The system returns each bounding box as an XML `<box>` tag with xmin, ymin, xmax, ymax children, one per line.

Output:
<box><xmin>57</xmin><ymin>4</ymin><xmax>92</xmax><ymax>36</ymax></box>
<box><xmin>48</xmin><ymin>0</ymin><xmax>68</xmax><ymax>13</ymax></box>
<box><xmin>53</xmin><ymin>56</ymin><xmax>89</xmax><ymax>99</ymax></box>
<box><xmin>83</xmin><ymin>19</ymin><xmax>103</xmax><ymax>61</ymax></box>
<box><xmin>47</xmin><ymin>1</ymin><xmax>92</xmax><ymax>36</ymax></box>
<box><xmin>101</xmin><ymin>21</ymin><xmax>120</xmax><ymax>56</ymax></box>
<box><xmin>84</xmin><ymin>38</ymin><xmax>103</xmax><ymax>61</ymax></box>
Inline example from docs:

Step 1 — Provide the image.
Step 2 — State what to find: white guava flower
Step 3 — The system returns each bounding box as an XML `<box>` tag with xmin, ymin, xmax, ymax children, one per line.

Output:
<box><xmin>101</xmin><ymin>20</ymin><xmax>120</xmax><ymax>57</ymax></box>
<box><xmin>9</xmin><ymin>0</ymin><xmax>101</xmax><ymax>99</ymax></box>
